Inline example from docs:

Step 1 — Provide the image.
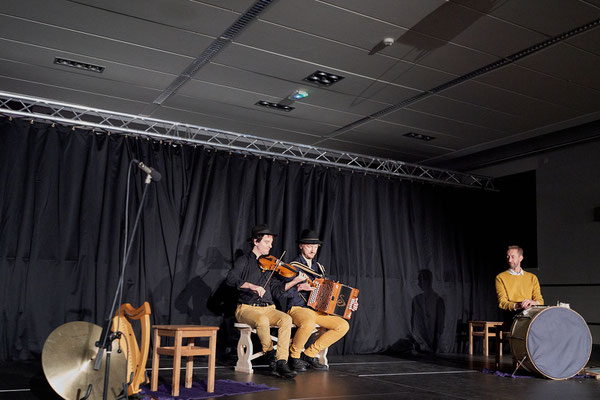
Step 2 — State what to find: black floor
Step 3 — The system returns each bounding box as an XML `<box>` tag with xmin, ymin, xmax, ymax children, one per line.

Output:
<box><xmin>2</xmin><ymin>352</ymin><xmax>600</xmax><ymax>400</ymax></box>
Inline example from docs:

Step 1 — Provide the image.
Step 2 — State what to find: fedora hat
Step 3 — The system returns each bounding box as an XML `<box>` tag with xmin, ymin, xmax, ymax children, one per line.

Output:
<box><xmin>297</xmin><ymin>229</ymin><xmax>323</xmax><ymax>244</ymax></box>
<box><xmin>251</xmin><ymin>224</ymin><xmax>277</xmax><ymax>238</ymax></box>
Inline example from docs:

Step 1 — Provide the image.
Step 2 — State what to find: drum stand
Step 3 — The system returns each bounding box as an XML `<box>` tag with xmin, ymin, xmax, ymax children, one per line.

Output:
<box><xmin>511</xmin><ymin>356</ymin><xmax>527</xmax><ymax>377</ymax></box>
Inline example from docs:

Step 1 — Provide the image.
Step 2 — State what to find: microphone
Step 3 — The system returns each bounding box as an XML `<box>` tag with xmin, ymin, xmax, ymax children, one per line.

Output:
<box><xmin>132</xmin><ymin>159</ymin><xmax>162</xmax><ymax>181</ymax></box>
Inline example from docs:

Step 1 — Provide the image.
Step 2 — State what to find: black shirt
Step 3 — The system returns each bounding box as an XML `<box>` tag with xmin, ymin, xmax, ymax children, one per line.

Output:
<box><xmin>226</xmin><ymin>251</ymin><xmax>280</xmax><ymax>305</ymax></box>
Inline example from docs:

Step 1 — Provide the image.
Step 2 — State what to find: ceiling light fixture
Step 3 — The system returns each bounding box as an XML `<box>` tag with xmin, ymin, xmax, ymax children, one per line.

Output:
<box><xmin>54</xmin><ymin>57</ymin><xmax>105</xmax><ymax>73</ymax></box>
<box><xmin>289</xmin><ymin>89</ymin><xmax>309</xmax><ymax>100</ymax></box>
<box><xmin>303</xmin><ymin>70</ymin><xmax>344</xmax><ymax>86</ymax></box>
<box><xmin>255</xmin><ymin>100</ymin><xmax>294</xmax><ymax>112</ymax></box>
<box><xmin>404</xmin><ymin>132</ymin><xmax>435</xmax><ymax>141</ymax></box>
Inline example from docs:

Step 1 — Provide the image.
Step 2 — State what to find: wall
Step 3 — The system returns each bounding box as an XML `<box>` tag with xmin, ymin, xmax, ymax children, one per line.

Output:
<box><xmin>473</xmin><ymin>139</ymin><xmax>600</xmax><ymax>344</ymax></box>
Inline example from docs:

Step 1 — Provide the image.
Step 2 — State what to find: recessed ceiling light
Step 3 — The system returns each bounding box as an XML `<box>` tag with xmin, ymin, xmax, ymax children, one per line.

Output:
<box><xmin>255</xmin><ymin>100</ymin><xmax>294</xmax><ymax>112</ymax></box>
<box><xmin>54</xmin><ymin>57</ymin><xmax>105</xmax><ymax>73</ymax></box>
<box><xmin>289</xmin><ymin>89</ymin><xmax>309</xmax><ymax>100</ymax></box>
<box><xmin>303</xmin><ymin>70</ymin><xmax>344</xmax><ymax>86</ymax></box>
<box><xmin>404</xmin><ymin>132</ymin><xmax>435</xmax><ymax>141</ymax></box>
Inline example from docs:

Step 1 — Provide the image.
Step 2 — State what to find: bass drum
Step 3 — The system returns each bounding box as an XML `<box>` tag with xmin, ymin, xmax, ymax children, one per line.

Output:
<box><xmin>509</xmin><ymin>306</ymin><xmax>592</xmax><ymax>380</ymax></box>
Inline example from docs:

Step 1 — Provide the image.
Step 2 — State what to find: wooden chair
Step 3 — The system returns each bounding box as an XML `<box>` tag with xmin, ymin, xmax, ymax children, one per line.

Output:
<box><xmin>151</xmin><ymin>325</ymin><xmax>219</xmax><ymax>397</ymax></box>
<box><xmin>111</xmin><ymin>302</ymin><xmax>151</xmax><ymax>396</ymax></box>
<box><xmin>468</xmin><ymin>321</ymin><xmax>504</xmax><ymax>356</ymax></box>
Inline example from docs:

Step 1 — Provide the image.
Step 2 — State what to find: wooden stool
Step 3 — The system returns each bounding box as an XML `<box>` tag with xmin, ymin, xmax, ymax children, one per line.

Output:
<box><xmin>494</xmin><ymin>324</ymin><xmax>512</xmax><ymax>370</ymax></box>
<box><xmin>468</xmin><ymin>321</ymin><xmax>503</xmax><ymax>356</ymax></box>
<box><xmin>151</xmin><ymin>325</ymin><xmax>219</xmax><ymax>396</ymax></box>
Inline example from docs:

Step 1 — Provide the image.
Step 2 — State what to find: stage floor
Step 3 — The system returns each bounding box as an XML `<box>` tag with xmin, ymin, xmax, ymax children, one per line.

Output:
<box><xmin>2</xmin><ymin>352</ymin><xmax>600</xmax><ymax>399</ymax></box>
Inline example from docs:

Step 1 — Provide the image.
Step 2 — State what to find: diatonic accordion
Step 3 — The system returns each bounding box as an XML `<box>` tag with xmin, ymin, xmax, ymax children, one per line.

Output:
<box><xmin>306</xmin><ymin>278</ymin><xmax>359</xmax><ymax>319</ymax></box>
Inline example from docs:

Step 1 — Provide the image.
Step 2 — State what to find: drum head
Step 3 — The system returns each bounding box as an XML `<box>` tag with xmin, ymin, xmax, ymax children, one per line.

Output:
<box><xmin>526</xmin><ymin>307</ymin><xmax>591</xmax><ymax>379</ymax></box>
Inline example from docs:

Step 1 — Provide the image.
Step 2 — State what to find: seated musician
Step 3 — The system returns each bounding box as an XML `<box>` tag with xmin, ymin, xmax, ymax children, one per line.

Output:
<box><xmin>274</xmin><ymin>229</ymin><xmax>358</xmax><ymax>371</ymax></box>
<box><xmin>226</xmin><ymin>224</ymin><xmax>296</xmax><ymax>379</ymax></box>
<box><xmin>495</xmin><ymin>245</ymin><xmax>544</xmax><ymax>324</ymax></box>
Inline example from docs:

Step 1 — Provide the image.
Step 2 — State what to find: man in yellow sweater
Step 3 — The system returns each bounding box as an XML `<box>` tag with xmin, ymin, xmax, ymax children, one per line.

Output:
<box><xmin>495</xmin><ymin>245</ymin><xmax>543</xmax><ymax>312</ymax></box>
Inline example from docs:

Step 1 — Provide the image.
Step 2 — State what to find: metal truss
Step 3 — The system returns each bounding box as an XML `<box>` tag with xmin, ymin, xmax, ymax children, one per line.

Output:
<box><xmin>0</xmin><ymin>91</ymin><xmax>494</xmax><ymax>189</ymax></box>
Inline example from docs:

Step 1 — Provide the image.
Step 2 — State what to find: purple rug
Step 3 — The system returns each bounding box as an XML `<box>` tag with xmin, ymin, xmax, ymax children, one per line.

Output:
<box><xmin>482</xmin><ymin>368</ymin><xmax>533</xmax><ymax>378</ymax></box>
<box><xmin>481</xmin><ymin>368</ymin><xmax>592</xmax><ymax>379</ymax></box>
<box><xmin>140</xmin><ymin>379</ymin><xmax>279</xmax><ymax>400</ymax></box>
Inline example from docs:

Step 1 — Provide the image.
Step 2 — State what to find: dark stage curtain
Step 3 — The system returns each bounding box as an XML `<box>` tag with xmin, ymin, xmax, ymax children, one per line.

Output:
<box><xmin>0</xmin><ymin>117</ymin><xmax>501</xmax><ymax>361</ymax></box>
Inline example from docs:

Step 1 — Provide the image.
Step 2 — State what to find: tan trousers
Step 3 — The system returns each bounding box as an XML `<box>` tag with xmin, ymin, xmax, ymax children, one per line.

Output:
<box><xmin>235</xmin><ymin>304</ymin><xmax>292</xmax><ymax>361</ymax></box>
<box><xmin>288</xmin><ymin>306</ymin><xmax>349</xmax><ymax>359</ymax></box>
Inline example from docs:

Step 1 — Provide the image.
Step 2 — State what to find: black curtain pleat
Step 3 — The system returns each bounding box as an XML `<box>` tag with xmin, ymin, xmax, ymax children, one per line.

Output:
<box><xmin>0</xmin><ymin>117</ymin><xmax>501</xmax><ymax>360</ymax></box>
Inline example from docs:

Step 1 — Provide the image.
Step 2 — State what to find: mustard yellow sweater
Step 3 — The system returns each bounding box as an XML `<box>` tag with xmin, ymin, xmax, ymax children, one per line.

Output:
<box><xmin>495</xmin><ymin>270</ymin><xmax>544</xmax><ymax>311</ymax></box>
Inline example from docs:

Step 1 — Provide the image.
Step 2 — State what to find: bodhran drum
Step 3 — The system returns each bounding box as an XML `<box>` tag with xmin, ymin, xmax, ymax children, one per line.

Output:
<box><xmin>509</xmin><ymin>306</ymin><xmax>592</xmax><ymax>380</ymax></box>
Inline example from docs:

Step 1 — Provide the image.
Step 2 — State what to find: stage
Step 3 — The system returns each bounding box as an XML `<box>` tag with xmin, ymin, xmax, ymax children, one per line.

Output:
<box><xmin>2</xmin><ymin>351</ymin><xmax>600</xmax><ymax>400</ymax></box>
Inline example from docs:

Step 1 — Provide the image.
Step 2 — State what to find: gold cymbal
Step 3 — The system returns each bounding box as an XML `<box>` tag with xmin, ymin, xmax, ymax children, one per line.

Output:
<box><xmin>42</xmin><ymin>321</ymin><xmax>127</xmax><ymax>400</ymax></box>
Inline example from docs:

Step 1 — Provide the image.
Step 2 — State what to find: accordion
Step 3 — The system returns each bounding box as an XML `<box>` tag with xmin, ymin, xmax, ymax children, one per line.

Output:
<box><xmin>306</xmin><ymin>278</ymin><xmax>359</xmax><ymax>319</ymax></box>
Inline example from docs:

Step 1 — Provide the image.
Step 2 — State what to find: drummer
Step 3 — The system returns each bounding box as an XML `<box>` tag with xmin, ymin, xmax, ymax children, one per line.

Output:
<box><xmin>495</xmin><ymin>245</ymin><xmax>544</xmax><ymax>322</ymax></box>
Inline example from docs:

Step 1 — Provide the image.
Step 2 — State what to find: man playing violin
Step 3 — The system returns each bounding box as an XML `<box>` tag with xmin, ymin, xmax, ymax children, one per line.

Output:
<box><xmin>226</xmin><ymin>224</ymin><xmax>296</xmax><ymax>379</ymax></box>
<box><xmin>274</xmin><ymin>229</ymin><xmax>358</xmax><ymax>371</ymax></box>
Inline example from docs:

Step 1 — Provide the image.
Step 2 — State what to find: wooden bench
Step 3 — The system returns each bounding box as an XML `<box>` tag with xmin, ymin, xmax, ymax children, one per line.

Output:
<box><xmin>234</xmin><ymin>323</ymin><xmax>328</xmax><ymax>373</ymax></box>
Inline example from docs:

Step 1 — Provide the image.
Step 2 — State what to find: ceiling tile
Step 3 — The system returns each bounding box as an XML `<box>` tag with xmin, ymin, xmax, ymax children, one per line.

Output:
<box><xmin>455</xmin><ymin>0</ymin><xmax>600</xmax><ymax>36</ymax></box>
<box><xmin>475</xmin><ymin>64</ymin><xmax>600</xmax><ymax>113</ymax></box>
<box><xmin>403</xmin><ymin>96</ymin><xmax>529</xmax><ymax>134</ymax></box>
<box><xmin>441</xmin><ymin>81</ymin><xmax>582</xmax><ymax>125</ymax></box>
<box><xmin>0</xmin><ymin>15</ymin><xmax>195</xmax><ymax>74</ymax></box>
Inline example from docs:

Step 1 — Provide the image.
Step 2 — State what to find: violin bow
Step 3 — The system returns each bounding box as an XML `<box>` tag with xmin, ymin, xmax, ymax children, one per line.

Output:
<box><xmin>289</xmin><ymin>261</ymin><xmax>323</xmax><ymax>278</ymax></box>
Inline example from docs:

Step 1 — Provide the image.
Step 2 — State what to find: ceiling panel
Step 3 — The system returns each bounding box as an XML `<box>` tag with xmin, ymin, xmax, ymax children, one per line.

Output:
<box><xmin>566</xmin><ymin>26</ymin><xmax>600</xmax><ymax>56</ymax></box>
<box><xmin>403</xmin><ymin>95</ymin><xmax>528</xmax><ymax>134</ymax></box>
<box><xmin>191</xmin><ymin>63</ymin><xmax>390</xmax><ymax>116</ymax></box>
<box><xmin>0</xmin><ymin>39</ymin><xmax>175</xmax><ymax>90</ymax></box>
<box><xmin>0</xmin><ymin>15</ymin><xmax>195</xmax><ymax>74</ymax></box>
<box><xmin>164</xmin><ymin>93</ymin><xmax>341</xmax><ymax>137</ymax></box>
<box><xmin>378</xmin><ymin>109</ymin><xmax>512</xmax><ymax>144</ymax></box>
<box><xmin>0</xmin><ymin>59</ymin><xmax>160</xmax><ymax>103</ymax></box>
<box><xmin>475</xmin><ymin>64</ymin><xmax>600</xmax><ymax>113</ymax></box>
<box><xmin>1</xmin><ymin>0</ymin><xmax>219</xmax><ymax>56</ymax></box>
<box><xmin>468</xmin><ymin>0</ymin><xmax>600</xmax><ymax>36</ymax></box>
<box><xmin>324</xmin><ymin>130</ymin><xmax>451</xmax><ymax>160</ymax></box>
<box><xmin>516</xmin><ymin>43</ymin><xmax>600</xmax><ymax>91</ymax></box>
<box><xmin>0</xmin><ymin>76</ymin><xmax>149</xmax><ymax>115</ymax></box>
<box><xmin>440</xmin><ymin>80</ymin><xmax>582</xmax><ymax>126</ymax></box>
<box><xmin>212</xmin><ymin>44</ymin><xmax>421</xmax><ymax>103</ymax></box>
<box><xmin>388</xmin><ymin>34</ymin><xmax>499</xmax><ymax>75</ymax></box>
<box><xmin>321</xmin><ymin>0</ymin><xmax>448</xmax><ymax>30</ymax></box>
<box><xmin>261</xmin><ymin>0</ymin><xmax>407</xmax><ymax>52</ymax></box>
<box><xmin>0</xmin><ymin>0</ymin><xmax>599</xmax><ymax>170</ymax></box>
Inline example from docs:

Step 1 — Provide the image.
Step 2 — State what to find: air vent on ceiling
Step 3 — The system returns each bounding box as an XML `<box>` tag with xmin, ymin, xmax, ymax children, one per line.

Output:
<box><xmin>404</xmin><ymin>132</ymin><xmax>435</xmax><ymax>141</ymax></box>
<box><xmin>255</xmin><ymin>100</ymin><xmax>294</xmax><ymax>112</ymax></box>
<box><xmin>54</xmin><ymin>57</ymin><xmax>105</xmax><ymax>73</ymax></box>
<box><xmin>303</xmin><ymin>70</ymin><xmax>344</xmax><ymax>86</ymax></box>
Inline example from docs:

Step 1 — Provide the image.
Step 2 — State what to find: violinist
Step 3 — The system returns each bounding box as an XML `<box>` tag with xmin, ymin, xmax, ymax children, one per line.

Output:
<box><xmin>274</xmin><ymin>229</ymin><xmax>358</xmax><ymax>371</ymax></box>
<box><xmin>225</xmin><ymin>224</ymin><xmax>296</xmax><ymax>379</ymax></box>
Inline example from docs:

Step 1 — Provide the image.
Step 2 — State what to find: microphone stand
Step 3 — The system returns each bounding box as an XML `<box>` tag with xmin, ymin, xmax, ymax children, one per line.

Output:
<box><xmin>93</xmin><ymin>167</ymin><xmax>155</xmax><ymax>400</ymax></box>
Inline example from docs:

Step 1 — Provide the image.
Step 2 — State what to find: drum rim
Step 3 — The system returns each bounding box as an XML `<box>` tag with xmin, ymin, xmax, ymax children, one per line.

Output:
<box><xmin>522</xmin><ymin>306</ymin><xmax>592</xmax><ymax>380</ymax></box>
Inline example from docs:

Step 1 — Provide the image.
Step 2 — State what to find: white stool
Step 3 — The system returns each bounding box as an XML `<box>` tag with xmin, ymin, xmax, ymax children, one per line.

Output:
<box><xmin>234</xmin><ymin>322</ymin><xmax>328</xmax><ymax>373</ymax></box>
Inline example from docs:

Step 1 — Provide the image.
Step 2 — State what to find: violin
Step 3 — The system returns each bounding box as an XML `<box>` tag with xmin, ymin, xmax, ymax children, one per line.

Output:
<box><xmin>258</xmin><ymin>255</ymin><xmax>322</xmax><ymax>279</ymax></box>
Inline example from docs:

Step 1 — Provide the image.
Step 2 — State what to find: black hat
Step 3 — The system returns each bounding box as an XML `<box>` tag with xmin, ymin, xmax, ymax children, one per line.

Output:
<box><xmin>251</xmin><ymin>224</ymin><xmax>277</xmax><ymax>238</ymax></box>
<box><xmin>297</xmin><ymin>229</ymin><xmax>323</xmax><ymax>244</ymax></box>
